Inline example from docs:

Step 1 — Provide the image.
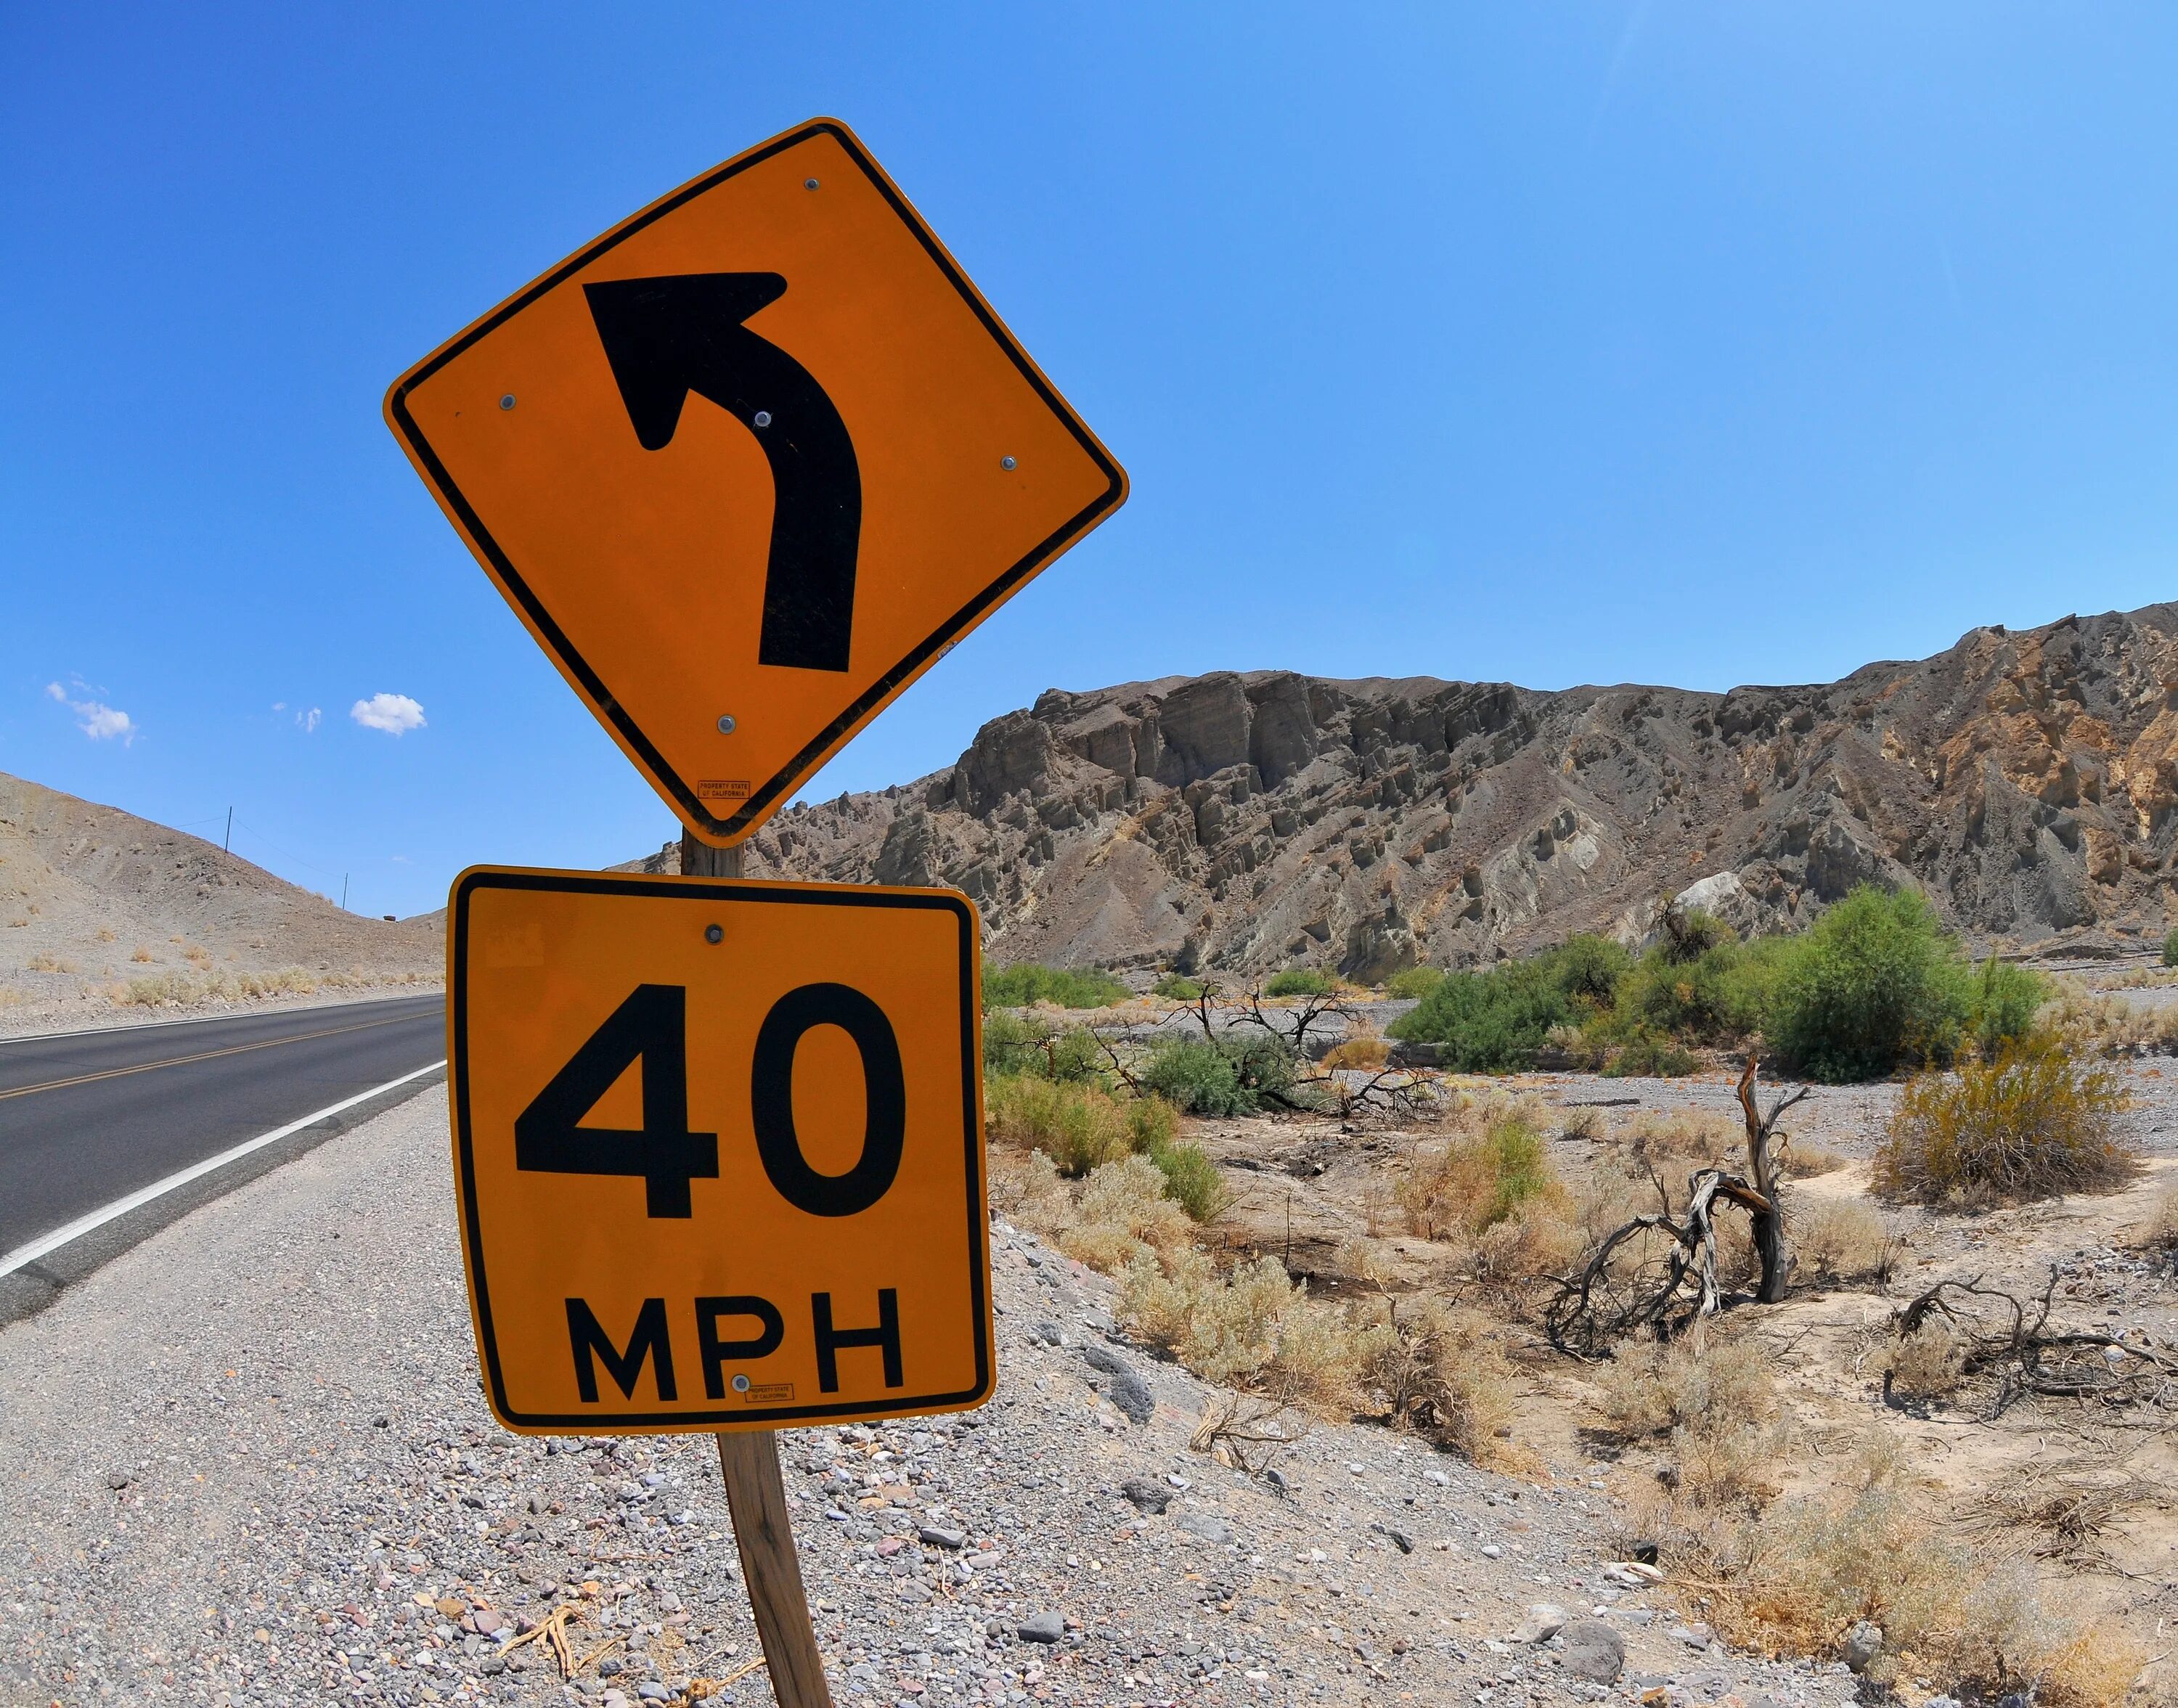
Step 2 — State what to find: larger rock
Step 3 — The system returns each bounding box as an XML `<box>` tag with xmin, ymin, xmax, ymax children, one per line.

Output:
<box><xmin>1080</xmin><ymin>1343</ymin><xmax>1154</xmax><ymax>1425</ymax></box>
<box><xmin>1557</xmin><ymin>1618</ymin><xmax>1626</xmax><ymax>1683</ymax></box>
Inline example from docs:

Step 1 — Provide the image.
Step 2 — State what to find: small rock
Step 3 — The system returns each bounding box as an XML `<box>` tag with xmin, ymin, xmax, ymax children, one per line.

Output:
<box><xmin>105</xmin><ymin>1470</ymin><xmax>131</xmax><ymax>1490</ymax></box>
<box><xmin>599</xmin><ymin>1656</ymin><xmax>624</xmax><ymax>1677</ymax></box>
<box><xmin>1559</xmin><ymin>1619</ymin><xmax>1626</xmax><ymax>1684</ymax></box>
<box><xmin>1176</xmin><ymin>1512</ymin><xmax>1233</xmax><ymax>1544</ymax></box>
<box><xmin>1670</xmin><ymin>1621</ymin><xmax>1713</xmax><ymax>1648</ymax></box>
<box><xmin>1263</xmin><ymin>1466</ymin><xmax>1293</xmax><ymax>1498</ymax></box>
<box><xmin>1031</xmin><ymin>1320</ymin><xmax>1065</xmax><ymax>1345</ymax></box>
<box><xmin>918</xmin><ymin>1527</ymin><xmax>967</xmax><ymax>1550</ymax></box>
<box><xmin>1017</xmin><ymin>1611</ymin><xmax>1064</xmax><ymax>1644</ymax></box>
<box><xmin>435</xmin><ymin>1597</ymin><xmax>467</xmax><ymax>1620</ymax></box>
<box><xmin>1512</xmin><ymin>1603</ymin><xmax>1567</xmax><ymax>1643</ymax></box>
<box><xmin>1842</xmin><ymin>1620</ymin><xmax>1883</xmax><ymax>1673</ymax></box>
<box><xmin>478</xmin><ymin>1655</ymin><xmax>507</xmax><ymax>1676</ymax></box>
<box><xmin>1119</xmin><ymin>1478</ymin><xmax>1172</xmax><ymax>1514</ymax></box>
<box><xmin>636</xmin><ymin>1684</ymin><xmax>671</xmax><ymax>1703</ymax></box>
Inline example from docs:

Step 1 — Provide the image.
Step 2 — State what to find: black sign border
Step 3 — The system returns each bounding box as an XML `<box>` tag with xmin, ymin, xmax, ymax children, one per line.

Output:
<box><xmin>388</xmin><ymin>118</ymin><xmax>1126</xmax><ymax>843</ymax></box>
<box><xmin>449</xmin><ymin>867</ymin><xmax>990</xmax><ymax>1431</ymax></box>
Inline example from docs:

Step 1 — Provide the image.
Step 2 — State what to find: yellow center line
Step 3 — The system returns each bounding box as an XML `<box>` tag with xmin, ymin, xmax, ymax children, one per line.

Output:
<box><xmin>0</xmin><ymin>1012</ymin><xmax>431</xmax><ymax>1103</ymax></box>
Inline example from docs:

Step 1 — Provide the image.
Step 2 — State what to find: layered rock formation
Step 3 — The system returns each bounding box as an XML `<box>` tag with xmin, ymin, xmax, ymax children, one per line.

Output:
<box><xmin>643</xmin><ymin>603</ymin><xmax>2178</xmax><ymax>976</ymax></box>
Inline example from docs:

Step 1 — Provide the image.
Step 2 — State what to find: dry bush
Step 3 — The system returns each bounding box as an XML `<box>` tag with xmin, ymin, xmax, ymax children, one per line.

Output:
<box><xmin>1119</xmin><ymin>1249</ymin><xmax>1380</xmax><ymax>1414</ymax></box>
<box><xmin>26</xmin><ymin>953</ymin><xmax>76</xmax><ymax>973</ymax></box>
<box><xmin>6</xmin><ymin>918</ymin><xmax>25</xmax><ymax>928</ymax></box>
<box><xmin>115</xmin><ymin>968</ymin><xmax>323</xmax><ymax>1007</ymax></box>
<box><xmin>183</xmin><ymin>944</ymin><xmax>213</xmax><ymax>968</ymax></box>
<box><xmin>130</xmin><ymin>945</ymin><xmax>155</xmax><ymax>963</ymax></box>
<box><xmin>1559</xmin><ymin>1105</ymin><xmax>1604</xmax><ymax>1143</ymax></box>
<box><xmin>1361</xmin><ymin>1296</ymin><xmax>1522</xmax><ymax>1466</ymax></box>
<box><xmin>1321</xmin><ymin>1035</ymin><xmax>1390</xmax><ymax>1071</ymax></box>
<box><xmin>1397</xmin><ymin>1098</ymin><xmax>1561</xmax><ymax>1241</ymax></box>
<box><xmin>1779</xmin><ymin>1141</ymin><xmax>1845</xmax><ymax>1179</ymax></box>
<box><xmin>1663</xmin><ymin>1482</ymin><xmax>2142</xmax><ymax>1704</ymax></box>
<box><xmin>1881</xmin><ymin>1317</ymin><xmax>1966</xmax><ymax>1404</ymax></box>
<box><xmin>1463</xmin><ymin>1198</ymin><xmax>1588</xmax><ymax>1292</ymax></box>
<box><xmin>988</xmin><ymin>1146</ymin><xmax>1072</xmax><ymax>1229</ymax></box>
<box><xmin>94</xmin><ymin>927</ymin><xmax>115</xmax><ymax>943</ymax></box>
<box><xmin>1057</xmin><ymin>1153</ymin><xmax>1194</xmax><ymax>1271</ymax></box>
<box><xmin>2137</xmin><ymin>1182</ymin><xmax>2178</xmax><ymax>1254</ymax></box>
<box><xmin>2042</xmin><ymin>974</ymin><xmax>2178</xmax><ymax>1056</ymax></box>
<box><xmin>1619</xmin><ymin>1107</ymin><xmax>1739</xmax><ymax>1168</ymax></box>
<box><xmin>1791</xmin><ymin>1198</ymin><xmax>1894</xmax><ymax>1285</ymax></box>
<box><xmin>1596</xmin><ymin>1324</ymin><xmax>1776</xmax><ymax>1441</ymax></box>
<box><xmin>1875</xmin><ymin>1036</ymin><xmax>2134</xmax><ymax>1207</ymax></box>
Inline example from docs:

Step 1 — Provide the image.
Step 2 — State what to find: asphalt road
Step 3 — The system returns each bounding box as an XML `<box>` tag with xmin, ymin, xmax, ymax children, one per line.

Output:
<box><xmin>0</xmin><ymin>994</ymin><xmax>446</xmax><ymax>1259</ymax></box>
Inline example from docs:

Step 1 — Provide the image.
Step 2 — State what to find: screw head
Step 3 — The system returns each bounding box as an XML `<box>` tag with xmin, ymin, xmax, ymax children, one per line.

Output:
<box><xmin>752</xmin><ymin>410</ymin><xmax>772</xmax><ymax>428</ymax></box>
<box><xmin>704</xmin><ymin>923</ymin><xmax>724</xmax><ymax>945</ymax></box>
<box><xmin>732</xmin><ymin>1373</ymin><xmax>751</xmax><ymax>1392</ymax></box>
<box><xmin>499</xmin><ymin>395</ymin><xmax>515</xmax><ymax>411</ymax></box>
<box><xmin>716</xmin><ymin>714</ymin><xmax>736</xmax><ymax>735</ymax></box>
<box><xmin>1000</xmin><ymin>455</ymin><xmax>1017</xmax><ymax>470</ymax></box>
<box><xmin>804</xmin><ymin>178</ymin><xmax>820</xmax><ymax>190</ymax></box>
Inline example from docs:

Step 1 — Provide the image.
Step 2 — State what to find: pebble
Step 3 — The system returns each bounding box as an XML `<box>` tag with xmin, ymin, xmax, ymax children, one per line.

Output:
<box><xmin>1018</xmin><ymin>1610</ymin><xmax>1065</xmax><ymax>1643</ymax></box>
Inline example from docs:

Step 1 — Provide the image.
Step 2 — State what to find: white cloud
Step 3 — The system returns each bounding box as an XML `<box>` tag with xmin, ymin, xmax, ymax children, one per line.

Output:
<box><xmin>272</xmin><ymin>701</ymin><xmax>286</xmax><ymax>712</ymax></box>
<box><xmin>299</xmin><ymin>706</ymin><xmax>322</xmax><ymax>733</ymax></box>
<box><xmin>46</xmin><ymin>679</ymin><xmax>134</xmax><ymax>743</ymax></box>
<box><xmin>351</xmin><ymin>692</ymin><xmax>425</xmax><ymax>736</ymax></box>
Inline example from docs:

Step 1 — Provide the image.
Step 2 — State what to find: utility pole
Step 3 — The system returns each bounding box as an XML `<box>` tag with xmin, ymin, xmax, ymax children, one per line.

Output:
<box><xmin>341</xmin><ymin>875</ymin><xmax>348</xmax><ymax>911</ymax></box>
<box><xmin>224</xmin><ymin>808</ymin><xmax>232</xmax><ymax>852</ymax></box>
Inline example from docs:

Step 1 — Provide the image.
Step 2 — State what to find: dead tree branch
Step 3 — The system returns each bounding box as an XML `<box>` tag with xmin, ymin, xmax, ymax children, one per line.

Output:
<box><xmin>1889</xmin><ymin>1269</ymin><xmax>2178</xmax><ymax>1415</ymax></box>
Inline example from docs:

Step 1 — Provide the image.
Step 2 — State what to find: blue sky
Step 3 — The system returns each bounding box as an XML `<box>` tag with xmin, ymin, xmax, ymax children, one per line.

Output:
<box><xmin>5</xmin><ymin>6</ymin><xmax>2177</xmax><ymax>919</ymax></box>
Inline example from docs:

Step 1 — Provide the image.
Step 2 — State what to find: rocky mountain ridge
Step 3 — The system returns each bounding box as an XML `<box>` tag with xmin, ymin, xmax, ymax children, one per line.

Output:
<box><xmin>643</xmin><ymin>602</ymin><xmax>2178</xmax><ymax>978</ymax></box>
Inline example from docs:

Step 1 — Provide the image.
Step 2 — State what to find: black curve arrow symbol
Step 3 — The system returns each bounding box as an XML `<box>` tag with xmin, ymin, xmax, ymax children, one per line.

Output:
<box><xmin>584</xmin><ymin>273</ymin><xmax>862</xmax><ymax>673</ymax></box>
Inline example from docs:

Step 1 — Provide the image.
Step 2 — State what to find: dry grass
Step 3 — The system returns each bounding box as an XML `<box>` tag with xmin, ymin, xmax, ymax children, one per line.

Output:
<box><xmin>1321</xmin><ymin>1035</ymin><xmax>1391</xmax><ymax>1070</ymax></box>
<box><xmin>2138</xmin><ymin>1182</ymin><xmax>2178</xmax><ymax>1254</ymax></box>
<box><xmin>1596</xmin><ymin>1325</ymin><xmax>1782</xmax><ymax>1514</ymax></box>
<box><xmin>1658</xmin><ymin>1479</ymin><xmax>2142</xmax><ymax>1704</ymax></box>
<box><xmin>1397</xmin><ymin>1097</ymin><xmax>1562</xmax><ymax>1241</ymax></box>
<box><xmin>1875</xmin><ymin>1035</ymin><xmax>2135</xmax><ymax>1207</ymax></box>
<box><xmin>1882</xmin><ymin>1317</ymin><xmax>1967</xmax><ymax>1404</ymax></box>
<box><xmin>130</xmin><ymin>945</ymin><xmax>155</xmax><ymax>963</ymax></box>
<box><xmin>1779</xmin><ymin>1141</ymin><xmax>1845</xmax><ymax>1179</ymax></box>
<box><xmin>2043</xmin><ymin>975</ymin><xmax>2178</xmax><ymax>1055</ymax></box>
<box><xmin>1970</xmin><ymin>1458</ymin><xmax>2166</xmax><ymax>1568</ymax></box>
<box><xmin>1790</xmin><ymin>1198</ymin><xmax>1895</xmax><ymax>1286</ymax></box>
<box><xmin>94</xmin><ymin>927</ymin><xmax>115</xmax><ymax>943</ymax></box>
<box><xmin>25</xmin><ymin>953</ymin><xmax>76</xmax><ymax>974</ymax></box>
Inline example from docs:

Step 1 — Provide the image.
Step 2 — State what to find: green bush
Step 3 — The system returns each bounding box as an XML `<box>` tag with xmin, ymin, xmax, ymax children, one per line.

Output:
<box><xmin>1550</xmin><ymin>933</ymin><xmax>1632</xmax><ymax>1009</ymax></box>
<box><xmin>982</xmin><ymin>1012</ymin><xmax>1106</xmax><ymax>1083</ymax></box>
<box><xmin>2163</xmin><ymin>928</ymin><xmax>2178</xmax><ymax>969</ymax></box>
<box><xmin>1389</xmin><ymin>959</ymin><xmax>1572</xmax><ymax>1072</ymax></box>
<box><xmin>1153</xmin><ymin>972</ymin><xmax>1205</xmax><ymax>1000</ymax></box>
<box><xmin>1386</xmin><ymin>965</ymin><xmax>1445</xmax><ymax>1001</ymax></box>
<box><xmin>1124</xmin><ymin>1095</ymin><xmax>1179</xmax><ymax>1153</ymax></box>
<box><xmin>1139</xmin><ymin>1032</ymin><xmax>1299</xmax><ymax>1114</ymax></box>
<box><xmin>1263</xmin><ymin>968</ymin><xmax>1336</xmax><ymax>997</ymax></box>
<box><xmin>1767</xmin><ymin>886</ymin><xmax>1973</xmax><ymax>1082</ymax></box>
<box><xmin>982</xmin><ymin>963</ymin><xmax>1131</xmax><ymax>1010</ymax></box>
<box><xmin>1148</xmin><ymin>1139</ymin><xmax>1227</xmax><ymax>1222</ymax></box>
<box><xmin>1602</xmin><ymin>1027</ymin><xmax>1699</xmax><ymax>1078</ymax></box>
<box><xmin>1659</xmin><ymin>907</ymin><xmax>1736</xmax><ymax>963</ymax></box>
<box><xmin>1964</xmin><ymin>957</ymin><xmax>2044</xmax><ymax>1058</ymax></box>
<box><xmin>985</xmin><ymin>1076</ymin><xmax>1130</xmax><ymax>1175</ymax></box>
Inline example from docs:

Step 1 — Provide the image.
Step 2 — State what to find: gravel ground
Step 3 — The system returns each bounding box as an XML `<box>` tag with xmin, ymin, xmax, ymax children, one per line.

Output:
<box><xmin>0</xmin><ymin>1090</ymin><xmax>1867</xmax><ymax>1708</ymax></box>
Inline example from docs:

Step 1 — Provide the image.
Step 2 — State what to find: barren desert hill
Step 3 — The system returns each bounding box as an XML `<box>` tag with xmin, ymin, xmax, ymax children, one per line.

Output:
<box><xmin>0</xmin><ymin>770</ymin><xmax>441</xmax><ymax>1008</ymax></box>
<box><xmin>629</xmin><ymin>600</ymin><xmax>2178</xmax><ymax>978</ymax></box>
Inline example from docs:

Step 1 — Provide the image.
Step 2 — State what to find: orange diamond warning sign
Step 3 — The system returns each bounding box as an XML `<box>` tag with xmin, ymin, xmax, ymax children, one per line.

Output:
<box><xmin>387</xmin><ymin>118</ymin><xmax>1127</xmax><ymax>843</ymax></box>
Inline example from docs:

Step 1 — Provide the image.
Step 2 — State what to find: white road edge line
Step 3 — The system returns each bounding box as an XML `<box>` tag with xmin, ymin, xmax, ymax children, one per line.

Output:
<box><xmin>0</xmin><ymin>1058</ymin><xmax>446</xmax><ymax>1281</ymax></box>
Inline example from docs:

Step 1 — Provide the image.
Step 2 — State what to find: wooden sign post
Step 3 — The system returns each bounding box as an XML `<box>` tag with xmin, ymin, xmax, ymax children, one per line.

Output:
<box><xmin>682</xmin><ymin>833</ymin><xmax>833</xmax><ymax>1707</ymax></box>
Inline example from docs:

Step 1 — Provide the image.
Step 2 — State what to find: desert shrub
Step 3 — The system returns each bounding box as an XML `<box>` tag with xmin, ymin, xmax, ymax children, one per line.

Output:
<box><xmin>1551</xmin><ymin>933</ymin><xmax>1632</xmax><ymax>1007</ymax></box>
<box><xmin>1138</xmin><ymin>1032</ymin><xmax>1297</xmax><ymax>1115</ymax></box>
<box><xmin>1965</xmin><ymin>957</ymin><xmax>2045</xmax><ymax>1058</ymax></box>
<box><xmin>1148</xmin><ymin>1139</ymin><xmax>1227</xmax><ymax>1223</ymax></box>
<box><xmin>1597</xmin><ymin>1325</ymin><xmax>1780</xmax><ymax>1513</ymax></box>
<box><xmin>1362</xmin><ymin>1297</ymin><xmax>1521</xmax><ymax>1463</ymax></box>
<box><xmin>1321</xmin><ymin>1034</ymin><xmax>1390</xmax><ymax>1070</ymax></box>
<box><xmin>26</xmin><ymin>953</ymin><xmax>76</xmax><ymax>973</ymax></box>
<box><xmin>1059</xmin><ymin>1153</ymin><xmax>1195</xmax><ymax>1271</ymax></box>
<box><xmin>982</xmin><ymin>962</ymin><xmax>1130</xmax><ymax>1010</ymax></box>
<box><xmin>983</xmin><ymin>1013</ymin><xmax>1106</xmax><ymax>1082</ymax></box>
<box><xmin>1152</xmin><ymin>972</ymin><xmax>1204</xmax><ymax>1000</ymax></box>
<box><xmin>1124</xmin><ymin>1095</ymin><xmax>1178</xmax><ymax>1153</ymax></box>
<box><xmin>1791</xmin><ymin>1198</ymin><xmax>1892</xmax><ymax>1284</ymax></box>
<box><xmin>1779</xmin><ymin>1140</ymin><xmax>1844</xmax><ymax>1179</ymax></box>
<box><xmin>1398</xmin><ymin>1105</ymin><xmax>1558</xmax><ymax>1239</ymax></box>
<box><xmin>1263</xmin><ymin>968</ymin><xmax>1335</xmax><ymax>997</ymax></box>
<box><xmin>986</xmin><ymin>1076</ymin><xmax>1130</xmax><ymax>1176</ymax></box>
<box><xmin>2166</xmin><ymin>928</ymin><xmax>2178</xmax><ymax>968</ymax></box>
<box><xmin>1766</xmin><ymin>886</ymin><xmax>1972</xmax><ymax>1082</ymax></box>
<box><xmin>1874</xmin><ymin>1035</ymin><xmax>2134</xmax><ymax>1206</ymax></box>
<box><xmin>1883</xmin><ymin>1317</ymin><xmax>1966</xmax><ymax>1403</ymax></box>
<box><xmin>1602</xmin><ymin>1026</ymin><xmax>1698</xmax><ymax>1078</ymax></box>
<box><xmin>1597</xmin><ymin>1324</ymin><xmax>1776</xmax><ymax>1442</ymax></box>
<box><xmin>1385</xmin><ymin>965</ymin><xmax>1444</xmax><ymax>1002</ymax></box>
<box><xmin>1389</xmin><ymin>960</ymin><xmax>1570</xmax><ymax>1071</ymax></box>
<box><xmin>1660</xmin><ymin>907</ymin><xmax>1737</xmax><ymax>963</ymax></box>
<box><xmin>1119</xmin><ymin>1249</ymin><xmax>1367</xmax><ymax>1410</ymax></box>
<box><xmin>1618</xmin><ymin>1108</ymin><xmax>1739</xmax><ymax>1169</ymax></box>
<box><xmin>1465</xmin><ymin>1198</ymin><xmax>1588</xmax><ymax>1289</ymax></box>
<box><xmin>2139</xmin><ymin>1183</ymin><xmax>2178</xmax><ymax>1253</ymax></box>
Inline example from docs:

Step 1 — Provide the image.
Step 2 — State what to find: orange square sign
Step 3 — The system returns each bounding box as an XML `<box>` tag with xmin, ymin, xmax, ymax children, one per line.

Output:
<box><xmin>447</xmin><ymin>867</ymin><xmax>990</xmax><ymax>1432</ymax></box>
<box><xmin>387</xmin><ymin>118</ymin><xmax>1126</xmax><ymax>843</ymax></box>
